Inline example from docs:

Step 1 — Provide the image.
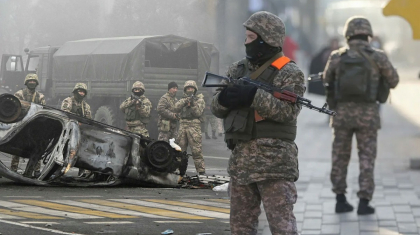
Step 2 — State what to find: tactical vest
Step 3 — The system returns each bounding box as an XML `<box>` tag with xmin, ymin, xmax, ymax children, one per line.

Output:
<box><xmin>70</xmin><ymin>98</ymin><xmax>87</xmax><ymax>118</ymax></box>
<box><xmin>335</xmin><ymin>48</ymin><xmax>379</xmax><ymax>103</ymax></box>
<box><xmin>125</xmin><ymin>98</ymin><xmax>150</xmax><ymax>124</ymax></box>
<box><xmin>23</xmin><ymin>89</ymin><xmax>40</xmax><ymax>104</ymax></box>
<box><xmin>224</xmin><ymin>56</ymin><xmax>297</xmax><ymax>147</ymax></box>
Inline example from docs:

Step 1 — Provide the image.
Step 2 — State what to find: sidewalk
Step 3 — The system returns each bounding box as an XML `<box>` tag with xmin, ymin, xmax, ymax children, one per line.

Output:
<box><xmin>257</xmin><ymin>80</ymin><xmax>420</xmax><ymax>235</ymax></box>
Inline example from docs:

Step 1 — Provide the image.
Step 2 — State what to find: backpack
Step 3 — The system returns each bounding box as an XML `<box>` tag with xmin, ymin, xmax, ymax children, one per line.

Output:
<box><xmin>335</xmin><ymin>48</ymin><xmax>376</xmax><ymax>103</ymax></box>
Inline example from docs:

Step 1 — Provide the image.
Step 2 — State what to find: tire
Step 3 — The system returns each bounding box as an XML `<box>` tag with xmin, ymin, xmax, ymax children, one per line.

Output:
<box><xmin>94</xmin><ymin>106</ymin><xmax>117</xmax><ymax>126</ymax></box>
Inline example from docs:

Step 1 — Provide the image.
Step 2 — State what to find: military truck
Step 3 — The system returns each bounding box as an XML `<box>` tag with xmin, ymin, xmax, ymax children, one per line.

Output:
<box><xmin>0</xmin><ymin>35</ymin><xmax>219</xmax><ymax>138</ymax></box>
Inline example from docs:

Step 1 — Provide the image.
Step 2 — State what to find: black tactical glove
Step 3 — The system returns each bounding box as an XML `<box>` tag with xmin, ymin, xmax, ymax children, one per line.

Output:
<box><xmin>218</xmin><ymin>85</ymin><xmax>258</xmax><ymax>108</ymax></box>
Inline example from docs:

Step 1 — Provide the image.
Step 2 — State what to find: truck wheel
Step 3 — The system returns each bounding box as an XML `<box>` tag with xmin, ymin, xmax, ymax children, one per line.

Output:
<box><xmin>94</xmin><ymin>106</ymin><xmax>117</xmax><ymax>126</ymax></box>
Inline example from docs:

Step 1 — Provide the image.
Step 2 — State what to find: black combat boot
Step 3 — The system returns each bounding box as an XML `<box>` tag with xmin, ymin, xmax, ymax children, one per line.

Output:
<box><xmin>357</xmin><ymin>198</ymin><xmax>375</xmax><ymax>215</ymax></box>
<box><xmin>212</xmin><ymin>131</ymin><xmax>217</xmax><ymax>139</ymax></box>
<box><xmin>335</xmin><ymin>194</ymin><xmax>354</xmax><ymax>213</ymax></box>
<box><xmin>205</xmin><ymin>132</ymin><xmax>210</xmax><ymax>139</ymax></box>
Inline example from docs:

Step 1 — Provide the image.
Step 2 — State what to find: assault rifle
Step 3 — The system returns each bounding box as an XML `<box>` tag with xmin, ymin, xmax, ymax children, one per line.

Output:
<box><xmin>202</xmin><ymin>72</ymin><xmax>336</xmax><ymax>116</ymax></box>
<box><xmin>131</xmin><ymin>95</ymin><xmax>142</xmax><ymax>106</ymax></box>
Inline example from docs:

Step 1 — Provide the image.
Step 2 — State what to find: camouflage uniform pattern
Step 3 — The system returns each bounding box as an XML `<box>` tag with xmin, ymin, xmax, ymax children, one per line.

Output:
<box><xmin>343</xmin><ymin>16</ymin><xmax>373</xmax><ymax>38</ymax></box>
<box><xmin>61</xmin><ymin>83</ymin><xmax>92</xmax><ymax>119</ymax></box>
<box><xmin>11</xmin><ymin>74</ymin><xmax>46</xmax><ymax>172</ymax></box>
<box><xmin>61</xmin><ymin>97</ymin><xmax>92</xmax><ymax>119</ymax></box>
<box><xmin>323</xmin><ymin>18</ymin><xmax>399</xmax><ymax>200</ymax></box>
<box><xmin>204</xmin><ymin>114</ymin><xmax>218</xmax><ymax>133</ymax></box>
<box><xmin>174</xmin><ymin>81</ymin><xmax>206</xmax><ymax>173</ymax></box>
<box><xmin>243</xmin><ymin>11</ymin><xmax>285</xmax><ymax>48</ymax></box>
<box><xmin>157</xmin><ymin>92</ymin><xmax>179</xmax><ymax>142</ymax></box>
<box><xmin>211</xmin><ymin>11</ymin><xmax>304</xmax><ymax>234</ymax></box>
<box><xmin>120</xmin><ymin>96</ymin><xmax>152</xmax><ymax>137</ymax></box>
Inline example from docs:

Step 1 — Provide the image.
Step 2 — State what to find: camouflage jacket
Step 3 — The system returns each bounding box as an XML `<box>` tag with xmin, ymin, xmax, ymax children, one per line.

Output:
<box><xmin>174</xmin><ymin>93</ymin><xmax>205</xmax><ymax>125</ymax></box>
<box><xmin>323</xmin><ymin>40</ymin><xmax>399</xmax><ymax>130</ymax></box>
<box><xmin>61</xmin><ymin>96</ymin><xmax>92</xmax><ymax>119</ymax></box>
<box><xmin>211</xmin><ymin>58</ymin><xmax>305</xmax><ymax>185</ymax></box>
<box><xmin>157</xmin><ymin>92</ymin><xmax>178</xmax><ymax>129</ymax></box>
<box><xmin>120</xmin><ymin>95</ymin><xmax>152</xmax><ymax>126</ymax></box>
<box><xmin>14</xmin><ymin>88</ymin><xmax>46</xmax><ymax>105</ymax></box>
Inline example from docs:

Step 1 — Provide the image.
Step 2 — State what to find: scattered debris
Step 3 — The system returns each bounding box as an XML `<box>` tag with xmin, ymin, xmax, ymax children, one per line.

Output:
<box><xmin>178</xmin><ymin>175</ymin><xmax>230</xmax><ymax>189</ymax></box>
<box><xmin>161</xmin><ymin>229</ymin><xmax>174</xmax><ymax>235</ymax></box>
<box><xmin>212</xmin><ymin>182</ymin><xmax>229</xmax><ymax>192</ymax></box>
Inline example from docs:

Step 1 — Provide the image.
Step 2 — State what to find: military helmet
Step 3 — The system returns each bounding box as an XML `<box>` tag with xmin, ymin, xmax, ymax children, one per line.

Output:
<box><xmin>132</xmin><ymin>81</ymin><xmax>145</xmax><ymax>91</ymax></box>
<box><xmin>73</xmin><ymin>83</ymin><xmax>88</xmax><ymax>94</ymax></box>
<box><xmin>24</xmin><ymin>73</ymin><xmax>39</xmax><ymax>85</ymax></box>
<box><xmin>343</xmin><ymin>16</ymin><xmax>373</xmax><ymax>38</ymax></box>
<box><xmin>243</xmin><ymin>11</ymin><xmax>285</xmax><ymax>48</ymax></box>
<box><xmin>183</xmin><ymin>80</ymin><xmax>198</xmax><ymax>92</ymax></box>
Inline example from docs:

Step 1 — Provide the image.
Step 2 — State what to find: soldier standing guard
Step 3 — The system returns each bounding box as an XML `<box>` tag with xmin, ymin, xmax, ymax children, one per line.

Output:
<box><xmin>61</xmin><ymin>83</ymin><xmax>92</xmax><ymax>119</ymax></box>
<box><xmin>11</xmin><ymin>74</ymin><xmax>46</xmax><ymax>176</ymax></box>
<box><xmin>120</xmin><ymin>81</ymin><xmax>152</xmax><ymax>137</ymax></box>
<box><xmin>211</xmin><ymin>11</ymin><xmax>305</xmax><ymax>234</ymax></box>
<box><xmin>157</xmin><ymin>82</ymin><xmax>179</xmax><ymax>142</ymax></box>
<box><xmin>61</xmin><ymin>83</ymin><xmax>92</xmax><ymax>177</ymax></box>
<box><xmin>323</xmin><ymin>16</ymin><xmax>399</xmax><ymax>215</ymax></box>
<box><xmin>174</xmin><ymin>80</ymin><xmax>206</xmax><ymax>175</ymax></box>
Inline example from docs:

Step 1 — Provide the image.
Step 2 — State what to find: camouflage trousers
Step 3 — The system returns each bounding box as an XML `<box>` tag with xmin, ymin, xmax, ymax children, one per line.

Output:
<box><xmin>176</xmin><ymin>122</ymin><xmax>205</xmax><ymax>173</ymax></box>
<box><xmin>230</xmin><ymin>178</ymin><xmax>298</xmax><ymax>235</ymax></box>
<box><xmin>204</xmin><ymin>115</ymin><xmax>218</xmax><ymax>133</ymax></box>
<box><xmin>11</xmin><ymin>156</ymin><xmax>41</xmax><ymax>172</ymax></box>
<box><xmin>331</xmin><ymin>128</ymin><xmax>377</xmax><ymax>200</ymax></box>
<box><xmin>158</xmin><ymin>125</ymin><xmax>178</xmax><ymax>142</ymax></box>
<box><xmin>217</xmin><ymin>118</ymin><xmax>224</xmax><ymax>134</ymax></box>
<box><xmin>127</xmin><ymin>125</ymin><xmax>149</xmax><ymax>137</ymax></box>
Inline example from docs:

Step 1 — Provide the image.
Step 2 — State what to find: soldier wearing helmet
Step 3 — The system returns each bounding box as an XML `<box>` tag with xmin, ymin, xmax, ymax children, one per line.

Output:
<box><xmin>120</xmin><ymin>81</ymin><xmax>152</xmax><ymax>137</ymax></box>
<box><xmin>10</xmin><ymin>73</ymin><xmax>46</xmax><ymax>176</ymax></box>
<box><xmin>157</xmin><ymin>82</ymin><xmax>179</xmax><ymax>142</ymax></box>
<box><xmin>323</xmin><ymin>16</ymin><xmax>399</xmax><ymax>215</ymax></box>
<box><xmin>211</xmin><ymin>11</ymin><xmax>305</xmax><ymax>234</ymax></box>
<box><xmin>173</xmin><ymin>80</ymin><xmax>205</xmax><ymax>175</ymax></box>
<box><xmin>61</xmin><ymin>83</ymin><xmax>92</xmax><ymax>119</ymax></box>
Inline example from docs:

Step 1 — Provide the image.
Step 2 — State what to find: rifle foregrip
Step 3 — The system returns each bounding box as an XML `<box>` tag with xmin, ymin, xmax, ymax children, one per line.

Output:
<box><xmin>272</xmin><ymin>91</ymin><xmax>297</xmax><ymax>103</ymax></box>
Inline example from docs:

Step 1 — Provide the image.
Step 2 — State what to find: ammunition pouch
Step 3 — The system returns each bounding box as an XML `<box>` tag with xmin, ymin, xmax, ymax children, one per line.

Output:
<box><xmin>160</xmin><ymin>120</ymin><xmax>171</xmax><ymax>132</ymax></box>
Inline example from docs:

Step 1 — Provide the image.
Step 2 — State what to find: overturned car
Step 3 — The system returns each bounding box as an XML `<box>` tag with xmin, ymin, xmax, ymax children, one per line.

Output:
<box><xmin>0</xmin><ymin>94</ymin><xmax>188</xmax><ymax>186</ymax></box>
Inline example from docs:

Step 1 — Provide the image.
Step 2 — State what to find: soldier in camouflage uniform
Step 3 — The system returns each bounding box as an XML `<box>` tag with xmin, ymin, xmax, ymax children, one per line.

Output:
<box><xmin>203</xmin><ymin>96</ymin><xmax>218</xmax><ymax>139</ymax></box>
<box><xmin>174</xmin><ymin>80</ymin><xmax>206</xmax><ymax>175</ymax></box>
<box><xmin>61</xmin><ymin>83</ymin><xmax>92</xmax><ymax>119</ymax></box>
<box><xmin>61</xmin><ymin>83</ymin><xmax>92</xmax><ymax>177</ymax></box>
<box><xmin>211</xmin><ymin>11</ymin><xmax>305</xmax><ymax>234</ymax></box>
<box><xmin>157</xmin><ymin>82</ymin><xmax>179</xmax><ymax>142</ymax></box>
<box><xmin>323</xmin><ymin>16</ymin><xmax>399</xmax><ymax>215</ymax></box>
<box><xmin>10</xmin><ymin>74</ymin><xmax>46</xmax><ymax>175</ymax></box>
<box><xmin>120</xmin><ymin>81</ymin><xmax>152</xmax><ymax>137</ymax></box>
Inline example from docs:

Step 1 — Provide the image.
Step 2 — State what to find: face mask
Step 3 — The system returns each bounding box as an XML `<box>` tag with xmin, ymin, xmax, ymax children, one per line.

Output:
<box><xmin>75</xmin><ymin>93</ymin><xmax>85</xmax><ymax>101</ymax></box>
<box><xmin>27</xmin><ymin>83</ymin><xmax>37</xmax><ymax>89</ymax></box>
<box><xmin>245</xmin><ymin>36</ymin><xmax>281</xmax><ymax>65</ymax></box>
<box><xmin>133</xmin><ymin>91</ymin><xmax>144</xmax><ymax>96</ymax></box>
<box><xmin>185</xmin><ymin>90</ymin><xmax>194</xmax><ymax>96</ymax></box>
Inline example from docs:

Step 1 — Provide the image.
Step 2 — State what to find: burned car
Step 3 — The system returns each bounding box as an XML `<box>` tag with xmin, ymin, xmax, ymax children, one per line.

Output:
<box><xmin>0</xmin><ymin>94</ymin><xmax>188</xmax><ymax>186</ymax></box>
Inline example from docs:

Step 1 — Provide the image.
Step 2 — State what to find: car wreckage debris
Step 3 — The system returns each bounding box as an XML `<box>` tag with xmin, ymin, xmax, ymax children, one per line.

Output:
<box><xmin>178</xmin><ymin>175</ymin><xmax>230</xmax><ymax>189</ymax></box>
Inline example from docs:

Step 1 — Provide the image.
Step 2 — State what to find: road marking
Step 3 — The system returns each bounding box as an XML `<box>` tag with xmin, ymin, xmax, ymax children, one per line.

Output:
<box><xmin>21</xmin><ymin>222</ymin><xmax>61</xmax><ymax>224</ymax></box>
<box><xmin>113</xmin><ymin>199</ymin><xmax>229</xmax><ymax>219</ymax></box>
<box><xmin>62</xmin><ymin>195</ymin><xmax>102</xmax><ymax>198</ymax></box>
<box><xmin>154</xmin><ymin>221</ymin><xmax>202</xmax><ymax>223</ymax></box>
<box><xmin>0</xmin><ymin>200</ymin><xmax>99</xmax><ymax>219</ymax></box>
<box><xmin>0</xmin><ymin>212</ymin><xmax>24</xmax><ymax>219</ymax></box>
<box><xmin>118</xmin><ymin>195</ymin><xmax>157</xmax><ymax>198</ymax></box>
<box><xmin>83</xmin><ymin>199</ymin><xmax>211</xmax><ymax>220</ymax></box>
<box><xmin>49</xmin><ymin>200</ymin><xmax>168</xmax><ymax>219</ymax></box>
<box><xmin>0</xmin><ymin>208</ymin><xmax>62</xmax><ymax>219</ymax></box>
<box><xmin>84</xmin><ymin>221</ymin><xmax>133</xmax><ymax>225</ymax></box>
<box><xmin>203</xmin><ymin>156</ymin><xmax>229</xmax><ymax>160</ymax></box>
<box><xmin>0</xmin><ymin>219</ymin><xmax>85</xmax><ymax>235</ymax></box>
<box><xmin>179</xmin><ymin>199</ymin><xmax>230</xmax><ymax>209</ymax></box>
<box><xmin>145</xmin><ymin>199</ymin><xmax>230</xmax><ymax>214</ymax></box>
<box><xmin>208</xmin><ymin>199</ymin><xmax>230</xmax><ymax>204</ymax></box>
<box><xmin>13</xmin><ymin>200</ymin><xmax>136</xmax><ymax>219</ymax></box>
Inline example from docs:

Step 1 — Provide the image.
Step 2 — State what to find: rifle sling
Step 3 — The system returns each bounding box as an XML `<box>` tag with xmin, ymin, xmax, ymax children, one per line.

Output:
<box><xmin>250</xmin><ymin>52</ymin><xmax>283</xmax><ymax>80</ymax></box>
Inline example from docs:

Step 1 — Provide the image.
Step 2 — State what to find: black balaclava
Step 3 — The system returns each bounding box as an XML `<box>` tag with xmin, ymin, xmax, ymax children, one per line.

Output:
<box><xmin>74</xmin><ymin>89</ymin><xmax>86</xmax><ymax>102</ymax></box>
<box><xmin>348</xmin><ymin>34</ymin><xmax>369</xmax><ymax>42</ymax></box>
<box><xmin>26</xmin><ymin>82</ymin><xmax>37</xmax><ymax>90</ymax></box>
<box><xmin>245</xmin><ymin>35</ymin><xmax>282</xmax><ymax>66</ymax></box>
<box><xmin>133</xmin><ymin>90</ymin><xmax>144</xmax><ymax>97</ymax></box>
